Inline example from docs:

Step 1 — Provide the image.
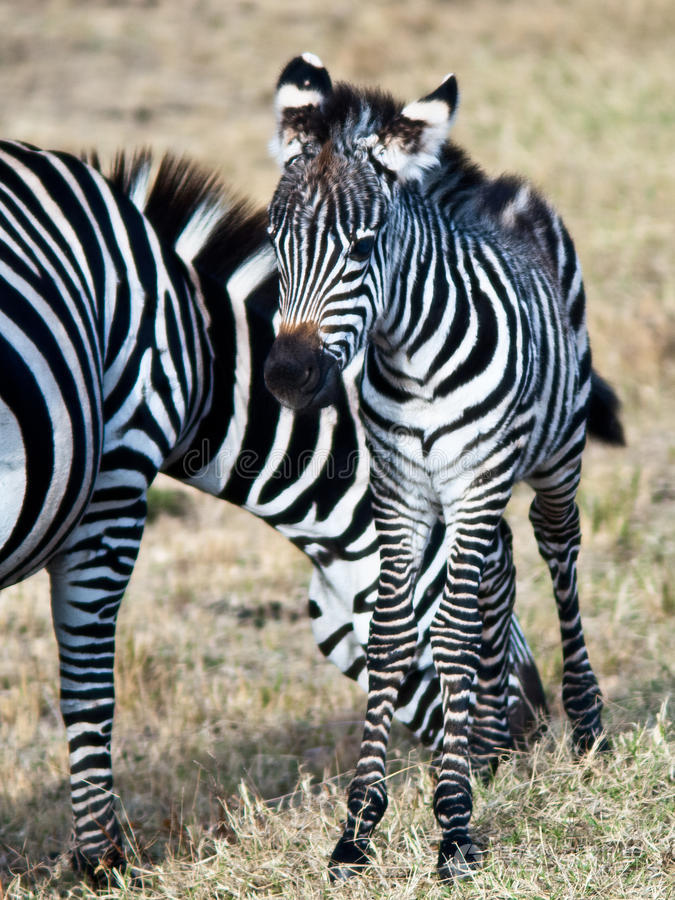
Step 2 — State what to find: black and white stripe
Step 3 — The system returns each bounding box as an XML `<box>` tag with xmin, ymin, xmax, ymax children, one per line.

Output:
<box><xmin>0</xmin><ymin>142</ymin><xmax>546</xmax><ymax>874</ymax></box>
<box><xmin>264</xmin><ymin>56</ymin><xmax>624</xmax><ymax>881</ymax></box>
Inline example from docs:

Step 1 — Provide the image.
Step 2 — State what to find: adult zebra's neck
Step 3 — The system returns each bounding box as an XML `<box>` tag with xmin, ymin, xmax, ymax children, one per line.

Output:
<box><xmin>165</xmin><ymin>239</ymin><xmax>279</xmax><ymax>494</ymax></box>
<box><xmin>100</xmin><ymin>150</ymin><xmax>278</xmax><ymax>488</ymax></box>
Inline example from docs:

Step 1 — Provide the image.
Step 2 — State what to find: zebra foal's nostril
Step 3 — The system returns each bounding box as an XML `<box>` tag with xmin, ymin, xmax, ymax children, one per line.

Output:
<box><xmin>301</xmin><ymin>361</ymin><xmax>320</xmax><ymax>390</ymax></box>
<box><xmin>265</xmin><ymin>340</ymin><xmax>315</xmax><ymax>389</ymax></box>
<box><xmin>264</xmin><ymin>332</ymin><xmax>325</xmax><ymax>408</ymax></box>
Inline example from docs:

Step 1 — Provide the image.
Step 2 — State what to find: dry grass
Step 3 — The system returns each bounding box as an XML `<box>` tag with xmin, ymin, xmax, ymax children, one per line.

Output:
<box><xmin>0</xmin><ymin>0</ymin><xmax>673</xmax><ymax>896</ymax></box>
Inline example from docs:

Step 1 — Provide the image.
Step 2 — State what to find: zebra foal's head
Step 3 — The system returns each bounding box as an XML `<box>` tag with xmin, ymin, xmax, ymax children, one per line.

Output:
<box><xmin>264</xmin><ymin>53</ymin><xmax>459</xmax><ymax>411</ymax></box>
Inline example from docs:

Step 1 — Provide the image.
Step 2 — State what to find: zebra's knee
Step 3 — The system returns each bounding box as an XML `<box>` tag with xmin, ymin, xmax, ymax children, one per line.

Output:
<box><xmin>529</xmin><ymin>492</ymin><xmax>580</xmax><ymax>533</ymax></box>
<box><xmin>366</xmin><ymin>616</ymin><xmax>418</xmax><ymax>677</ymax></box>
<box><xmin>366</xmin><ymin>639</ymin><xmax>416</xmax><ymax>679</ymax></box>
<box><xmin>429</xmin><ymin>622</ymin><xmax>482</xmax><ymax>679</ymax></box>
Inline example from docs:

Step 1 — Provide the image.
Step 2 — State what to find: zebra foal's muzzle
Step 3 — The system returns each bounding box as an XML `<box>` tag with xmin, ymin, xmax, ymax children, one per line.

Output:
<box><xmin>264</xmin><ymin>326</ymin><xmax>340</xmax><ymax>411</ymax></box>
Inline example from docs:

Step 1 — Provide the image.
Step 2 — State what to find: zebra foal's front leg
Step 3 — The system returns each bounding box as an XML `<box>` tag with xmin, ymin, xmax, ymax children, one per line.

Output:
<box><xmin>329</xmin><ymin>493</ymin><xmax>434</xmax><ymax>881</ymax></box>
<box><xmin>431</xmin><ymin>480</ymin><xmax>512</xmax><ymax>881</ymax></box>
<box><xmin>469</xmin><ymin>517</ymin><xmax>517</xmax><ymax>779</ymax></box>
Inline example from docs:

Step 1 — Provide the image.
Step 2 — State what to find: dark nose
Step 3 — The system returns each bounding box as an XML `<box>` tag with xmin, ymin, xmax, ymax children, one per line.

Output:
<box><xmin>264</xmin><ymin>331</ymin><xmax>339</xmax><ymax>411</ymax></box>
<box><xmin>265</xmin><ymin>332</ymin><xmax>321</xmax><ymax>398</ymax></box>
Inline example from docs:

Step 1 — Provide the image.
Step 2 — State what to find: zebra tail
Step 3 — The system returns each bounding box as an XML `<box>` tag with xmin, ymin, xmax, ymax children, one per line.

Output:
<box><xmin>507</xmin><ymin>616</ymin><xmax>549</xmax><ymax>750</ymax></box>
<box><xmin>587</xmin><ymin>369</ymin><xmax>625</xmax><ymax>446</ymax></box>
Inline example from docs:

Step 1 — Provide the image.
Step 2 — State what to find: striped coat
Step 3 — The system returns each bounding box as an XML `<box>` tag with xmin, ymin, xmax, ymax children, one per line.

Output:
<box><xmin>0</xmin><ymin>142</ymin><xmax>546</xmax><ymax>875</ymax></box>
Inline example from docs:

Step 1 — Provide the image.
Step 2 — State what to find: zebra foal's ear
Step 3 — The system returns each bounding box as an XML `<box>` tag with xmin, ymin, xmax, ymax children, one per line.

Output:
<box><xmin>370</xmin><ymin>74</ymin><xmax>459</xmax><ymax>183</ymax></box>
<box><xmin>271</xmin><ymin>53</ymin><xmax>333</xmax><ymax>167</ymax></box>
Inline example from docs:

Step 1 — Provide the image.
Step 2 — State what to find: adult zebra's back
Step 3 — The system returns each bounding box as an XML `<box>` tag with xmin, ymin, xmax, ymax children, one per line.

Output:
<box><xmin>0</xmin><ymin>141</ymin><xmax>545</xmax><ymax>876</ymax></box>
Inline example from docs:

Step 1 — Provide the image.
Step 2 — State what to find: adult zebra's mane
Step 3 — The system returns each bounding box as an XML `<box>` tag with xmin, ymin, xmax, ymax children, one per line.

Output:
<box><xmin>88</xmin><ymin>149</ymin><xmax>269</xmax><ymax>281</ymax></box>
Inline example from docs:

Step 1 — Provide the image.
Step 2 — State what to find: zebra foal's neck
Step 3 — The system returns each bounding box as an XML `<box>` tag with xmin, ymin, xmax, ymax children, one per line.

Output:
<box><xmin>376</xmin><ymin>193</ymin><xmax>457</xmax><ymax>358</ymax></box>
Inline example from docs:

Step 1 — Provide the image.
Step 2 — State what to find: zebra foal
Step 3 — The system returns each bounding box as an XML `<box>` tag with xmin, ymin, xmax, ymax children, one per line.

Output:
<box><xmin>264</xmin><ymin>55</ymin><xmax>624</xmax><ymax>881</ymax></box>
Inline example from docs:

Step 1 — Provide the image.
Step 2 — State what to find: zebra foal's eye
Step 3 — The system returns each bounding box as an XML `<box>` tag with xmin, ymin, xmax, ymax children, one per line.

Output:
<box><xmin>349</xmin><ymin>235</ymin><xmax>375</xmax><ymax>262</ymax></box>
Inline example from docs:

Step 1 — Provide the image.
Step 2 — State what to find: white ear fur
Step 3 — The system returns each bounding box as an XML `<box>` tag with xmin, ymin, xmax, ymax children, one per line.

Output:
<box><xmin>371</xmin><ymin>74</ymin><xmax>459</xmax><ymax>183</ymax></box>
<box><xmin>275</xmin><ymin>83</ymin><xmax>326</xmax><ymax>119</ymax></box>
<box><xmin>271</xmin><ymin>54</ymin><xmax>332</xmax><ymax>167</ymax></box>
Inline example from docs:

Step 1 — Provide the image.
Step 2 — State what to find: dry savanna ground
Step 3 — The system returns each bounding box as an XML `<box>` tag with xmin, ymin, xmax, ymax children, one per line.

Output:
<box><xmin>0</xmin><ymin>1</ymin><xmax>673</xmax><ymax>897</ymax></box>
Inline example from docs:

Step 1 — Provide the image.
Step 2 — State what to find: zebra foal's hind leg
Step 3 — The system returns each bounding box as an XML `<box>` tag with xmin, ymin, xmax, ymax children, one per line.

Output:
<box><xmin>48</xmin><ymin>486</ymin><xmax>149</xmax><ymax>880</ymax></box>
<box><xmin>469</xmin><ymin>517</ymin><xmax>517</xmax><ymax>781</ymax></box>
<box><xmin>528</xmin><ymin>466</ymin><xmax>607</xmax><ymax>755</ymax></box>
<box><xmin>329</xmin><ymin>492</ymin><xmax>435</xmax><ymax>881</ymax></box>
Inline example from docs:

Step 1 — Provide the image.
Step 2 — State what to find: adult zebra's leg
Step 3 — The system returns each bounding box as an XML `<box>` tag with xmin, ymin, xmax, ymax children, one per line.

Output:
<box><xmin>469</xmin><ymin>517</ymin><xmax>516</xmax><ymax>780</ymax></box>
<box><xmin>48</xmin><ymin>488</ymin><xmax>148</xmax><ymax>877</ymax></box>
<box><xmin>329</xmin><ymin>492</ymin><xmax>435</xmax><ymax>881</ymax></box>
<box><xmin>528</xmin><ymin>465</ymin><xmax>606</xmax><ymax>754</ymax></box>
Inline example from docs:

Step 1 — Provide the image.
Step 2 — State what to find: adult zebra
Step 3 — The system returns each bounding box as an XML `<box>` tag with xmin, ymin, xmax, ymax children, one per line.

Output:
<box><xmin>0</xmin><ymin>141</ymin><xmax>545</xmax><ymax>876</ymax></box>
<box><xmin>264</xmin><ymin>56</ymin><xmax>624</xmax><ymax>881</ymax></box>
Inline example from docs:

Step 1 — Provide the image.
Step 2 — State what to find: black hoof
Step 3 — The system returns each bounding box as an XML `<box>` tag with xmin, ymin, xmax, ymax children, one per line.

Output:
<box><xmin>437</xmin><ymin>835</ymin><xmax>482</xmax><ymax>882</ymax></box>
<box><xmin>328</xmin><ymin>835</ymin><xmax>371</xmax><ymax>882</ymax></box>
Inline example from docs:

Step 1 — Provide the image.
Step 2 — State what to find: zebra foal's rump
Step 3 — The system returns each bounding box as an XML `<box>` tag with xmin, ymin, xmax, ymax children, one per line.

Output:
<box><xmin>0</xmin><ymin>140</ymin><xmax>546</xmax><ymax>878</ymax></box>
<box><xmin>265</xmin><ymin>55</ymin><xmax>624</xmax><ymax>882</ymax></box>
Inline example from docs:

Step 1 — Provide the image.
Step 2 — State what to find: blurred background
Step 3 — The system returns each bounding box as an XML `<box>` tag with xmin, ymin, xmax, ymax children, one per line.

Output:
<box><xmin>0</xmin><ymin>0</ymin><xmax>673</xmax><ymax>891</ymax></box>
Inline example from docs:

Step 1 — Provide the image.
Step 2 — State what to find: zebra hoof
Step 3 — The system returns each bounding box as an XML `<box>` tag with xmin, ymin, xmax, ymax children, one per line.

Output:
<box><xmin>328</xmin><ymin>835</ymin><xmax>371</xmax><ymax>882</ymax></box>
<box><xmin>437</xmin><ymin>835</ymin><xmax>482</xmax><ymax>882</ymax></box>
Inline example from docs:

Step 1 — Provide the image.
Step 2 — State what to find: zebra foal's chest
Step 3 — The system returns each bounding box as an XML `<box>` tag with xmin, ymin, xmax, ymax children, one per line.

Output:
<box><xmin>358</xmin><ymin>370</ymin><xmax>494</xmax><ymax>508</ymax></box>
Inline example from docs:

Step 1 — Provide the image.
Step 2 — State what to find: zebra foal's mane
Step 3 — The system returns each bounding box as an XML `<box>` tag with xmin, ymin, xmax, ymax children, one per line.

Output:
<box><xmin>87</xmin><ymin>148</ymin><xmax>269</xmax><ymax>280</ymax></box>
<box><xmin>275</xmin><ymin>70</ymin><xmax>572</xmax><ymax>282</ymax></box>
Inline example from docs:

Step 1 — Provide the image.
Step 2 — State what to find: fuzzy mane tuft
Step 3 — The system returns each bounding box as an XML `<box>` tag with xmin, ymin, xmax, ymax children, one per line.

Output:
<box><xmin>303</xmin><ymin>82</ymin><xmax>404</xmax><ymax>154</ymax></box>
<box><xmin>87</xmin><ymin>149</ymin><xmax>269</xmax><ymax>282</ymax></box>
